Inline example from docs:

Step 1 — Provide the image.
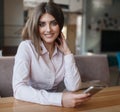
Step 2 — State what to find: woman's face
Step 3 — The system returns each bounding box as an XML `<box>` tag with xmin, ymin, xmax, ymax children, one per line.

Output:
<box><xmin>39</xmin><ymin>13</ymin><xmax>60</xmax><ymax>45</ymax></box>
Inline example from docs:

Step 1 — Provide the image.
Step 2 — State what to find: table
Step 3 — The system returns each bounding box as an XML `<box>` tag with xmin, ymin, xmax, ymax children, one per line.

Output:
<box><xmin>0</xmin><ymin>86</ymin><xmax>120</xmax><ymax>112</ymax></box>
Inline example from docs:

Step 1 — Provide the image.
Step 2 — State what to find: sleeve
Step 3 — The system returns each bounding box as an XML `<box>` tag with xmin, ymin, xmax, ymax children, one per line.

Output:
<box><xmin>12</xmin><ymin>41</ymin><xmax>63</xmax><ymax>106</ymax></box>
<box><xmin>64</xmin><ymin>54</ymin><xmax>81</xmax><ymax>91</ymax></box>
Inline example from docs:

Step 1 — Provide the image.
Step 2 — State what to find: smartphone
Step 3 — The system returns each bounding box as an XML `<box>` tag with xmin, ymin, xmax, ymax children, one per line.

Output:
<box><xmin>83</xmin><ymin>86</ymin><xmax>104</xmax><ymax>96</ymax></box>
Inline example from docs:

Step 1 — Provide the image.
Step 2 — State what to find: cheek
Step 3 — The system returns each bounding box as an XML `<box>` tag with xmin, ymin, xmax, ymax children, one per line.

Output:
<box><xmin>39</xmin><ymin>27</ymin><xmax>43</xmax><ymax>34</ymax></box>
<box><xmin>39</xmin><ymin>29</ymin><xmax>45</xmax><ymax>40</ymax></box>
<box><xmin>55</xmin><ymin>27</ymin><xmax>60</xmax><ymax>36</ymax></box>
<box><xmin>38</xmin><ymin>28</ymin><xmax>44</xmax><ymax>40</ymax></box>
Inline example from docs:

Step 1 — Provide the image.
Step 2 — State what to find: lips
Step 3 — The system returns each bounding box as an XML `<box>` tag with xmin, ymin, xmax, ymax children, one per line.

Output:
<box><xmin>45</xmin><ymin>33</ymin><xmax>54</xmax><ymax>38</ymax></box>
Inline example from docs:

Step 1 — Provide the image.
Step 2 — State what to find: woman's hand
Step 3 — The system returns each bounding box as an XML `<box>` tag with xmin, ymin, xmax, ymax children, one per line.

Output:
<box><xmin>62</xmin><ymin>92</ymin><xmax>90</xmax><ymax>108</ymax></box>
<box><xmin>55</xmin><ymin>33</ymin><xmax>71</xmax><ymax>55</ymax></box>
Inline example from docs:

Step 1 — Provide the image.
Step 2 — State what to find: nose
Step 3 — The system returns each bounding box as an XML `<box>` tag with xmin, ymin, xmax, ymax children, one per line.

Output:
<box><xmin>46</xmin><ymin>24</ymin><xmax>51</xmax><ymax>32</ymax></box>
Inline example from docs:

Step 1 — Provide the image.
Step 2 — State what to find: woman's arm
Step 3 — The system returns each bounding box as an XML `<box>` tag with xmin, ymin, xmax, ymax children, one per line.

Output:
<box><xmin>63</xmin><ymin>54</ymin><xmax>81</xmax><ymax>91</ymax></box>
<box><xmin>56</xmin><ymin>33</ymin><xmax>81</xmax><ymax>91</ymax></box>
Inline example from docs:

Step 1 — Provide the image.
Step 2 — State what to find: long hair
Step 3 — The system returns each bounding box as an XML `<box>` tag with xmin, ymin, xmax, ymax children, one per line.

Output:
<box><xmin>22</xmin><ymin>2</ymin><xmax>64</xmax><ymax>56</ymax></box>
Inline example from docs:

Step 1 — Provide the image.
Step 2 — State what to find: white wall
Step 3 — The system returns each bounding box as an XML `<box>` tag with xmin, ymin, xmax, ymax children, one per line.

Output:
<box><xmin>4</xmin><ymin>0</ymin><xmax>24</xmax><ymax>46</ymax></box>
<box><xmin>69</xmin><ymin>0</ymin><xmax>82</xmax><ymax>12</ymax></box>
<box><xmin>24</xmin><ymin>0</ymin><xmax>82</xmax><ymax>12</ymax></box>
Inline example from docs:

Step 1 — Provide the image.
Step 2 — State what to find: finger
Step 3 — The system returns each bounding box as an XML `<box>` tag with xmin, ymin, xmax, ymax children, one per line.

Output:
<box><xmin>75</xmin><ymin>97</ymin><xmax>91</xmax><ymax>106</ymax></box>
<box><xmin>76</xmin><ymin>97</ymin><xmax>89</xmax><ymax>102</ymax></box>
<box><xmin>74</xmin><ymin>99</ymin><xmax>85</xmax><ymax>107</ymax></box>
<box><xmin>74</xmin><ymin>93</ymin><xmax>90</xmax><ymax>99</ymax></box>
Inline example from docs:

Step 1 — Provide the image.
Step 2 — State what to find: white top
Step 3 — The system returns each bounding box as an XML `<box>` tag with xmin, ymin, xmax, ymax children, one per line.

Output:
<box><xmin>12</xmin><ymin>40</ymin><xmax>81</xmax><ymax>106</ymax></box>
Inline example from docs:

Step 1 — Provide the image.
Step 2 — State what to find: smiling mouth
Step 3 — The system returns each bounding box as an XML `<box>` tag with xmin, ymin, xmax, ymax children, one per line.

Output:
<box><xmin>45</xmin><ymin>34</ymin><xmax>54</xmax><ymax>38</ymax></box>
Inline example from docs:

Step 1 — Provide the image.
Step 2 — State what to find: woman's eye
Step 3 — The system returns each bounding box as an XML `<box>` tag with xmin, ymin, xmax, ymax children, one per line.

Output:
<box><xmin>51</xmin><ymin>21</ymin><xmax>58</xmax><ymax>26</ymax></box>
<box><xmin>38</xmin><ymin>22</ymin><xmax>45</xmax><ymax>27</ymax></box>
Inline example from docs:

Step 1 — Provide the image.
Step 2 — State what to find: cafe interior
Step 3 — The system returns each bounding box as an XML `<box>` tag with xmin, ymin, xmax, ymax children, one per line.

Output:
<box><xmin>0</xmin><ymin>0</ymin><xmax>120</xmax><ymax>111</ymax></box>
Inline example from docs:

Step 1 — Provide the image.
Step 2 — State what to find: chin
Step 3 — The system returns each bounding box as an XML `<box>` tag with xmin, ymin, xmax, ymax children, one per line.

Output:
<box><xmin>45</xmin><ymin>39</ymin><xmax>53</xmax><ymax>42</ymax></box>
<box><xmin>45</xmin><ymin>39</ymin><xmax>56</xmax><ymax>43</ymax></box>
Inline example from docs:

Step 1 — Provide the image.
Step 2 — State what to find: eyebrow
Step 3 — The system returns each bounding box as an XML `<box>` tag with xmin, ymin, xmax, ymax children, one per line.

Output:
<box><xmin>39</xmin><ymin>19</ymin><xmax>56</xmax><ymax>23</ymax></box>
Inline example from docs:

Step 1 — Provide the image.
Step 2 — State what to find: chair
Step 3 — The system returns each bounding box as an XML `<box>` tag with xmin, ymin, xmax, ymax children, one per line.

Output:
<box><xmin>116</xmin><ymin>52</ymin><xmax>120</xmax><ymax>85</ymax></box>
<box><xmin>74</xmin><ymin>54</ymin><xmax>110</xmax><ymax>86</ymax></box>
<box><xmin>0</xmin><ymin>57</ymin><xmax>14</xmax><ymax>97</ymax></box>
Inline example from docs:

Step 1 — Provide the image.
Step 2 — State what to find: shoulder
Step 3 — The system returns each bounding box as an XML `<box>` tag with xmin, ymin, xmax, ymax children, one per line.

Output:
<box><xmin>15</xmin><ymin>40</ymin><xmax>34</xmax><ymax>59</ymax></box>
<box><xmin>18</xmin><ymin>40</ymin><xmax>34</xmax><ymax>50</ymax></box>
<box><xmin>19</xmin><ymin>40</ymin><xmax>32</xmax><ymax>46</ymax></box>
<box><xmin>17</xmin><ymin>40</ymin><xmax>38</xmax><ymax>57</ymax></box>
<box><xmin>17</xmin><ymin>40</ymin><xmax>33</xmax><ymax>54</ymax></box>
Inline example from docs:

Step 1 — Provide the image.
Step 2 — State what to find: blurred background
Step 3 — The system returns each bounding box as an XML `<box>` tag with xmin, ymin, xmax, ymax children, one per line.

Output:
<box><xmin>1</xmin><ymin>0</ymin><xmax>120</xmax><ymax>56</ymax></box>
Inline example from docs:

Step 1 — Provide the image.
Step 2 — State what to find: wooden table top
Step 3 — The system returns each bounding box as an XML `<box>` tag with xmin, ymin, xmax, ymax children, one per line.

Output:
<box><xmin>0</xmin><ymin>86</ymin><xmax>120</xmax><ymax>112</ymax></box>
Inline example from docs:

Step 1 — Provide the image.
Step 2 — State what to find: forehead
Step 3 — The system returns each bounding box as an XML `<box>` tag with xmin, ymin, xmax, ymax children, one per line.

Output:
<box><xmin>40</xmin><ymin>13</ymin><xmax>55</xmax><ymax>22</ymax></box>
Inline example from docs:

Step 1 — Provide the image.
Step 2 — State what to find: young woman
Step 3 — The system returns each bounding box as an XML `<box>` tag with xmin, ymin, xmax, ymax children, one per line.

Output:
<box><xmin>12</xmin><ymin>2</ymin><xmax>90</xmax><ymax>107</ymax></box>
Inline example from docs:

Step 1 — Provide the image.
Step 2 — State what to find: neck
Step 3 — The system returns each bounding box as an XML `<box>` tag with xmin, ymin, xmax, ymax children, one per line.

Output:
<box><xmin>43</xmin><ymin>42</ymin><xmax>55</xmax><ymax>58</ymax></box>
